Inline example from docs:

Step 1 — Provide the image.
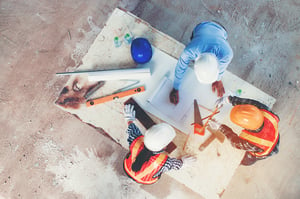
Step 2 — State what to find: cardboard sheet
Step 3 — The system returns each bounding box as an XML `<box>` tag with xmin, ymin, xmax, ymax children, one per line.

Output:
<box><xmin>56</xmin><ymin>8</ymin><xmax>276</xmax><ymax>199</ymax></box>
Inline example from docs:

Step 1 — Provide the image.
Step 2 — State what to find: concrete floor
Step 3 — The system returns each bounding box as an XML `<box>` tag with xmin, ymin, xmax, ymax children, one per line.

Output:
<box><xmin>0</xmin><ymin>0</ymin><xmax>299</xmax><ymax>198</ymax></box>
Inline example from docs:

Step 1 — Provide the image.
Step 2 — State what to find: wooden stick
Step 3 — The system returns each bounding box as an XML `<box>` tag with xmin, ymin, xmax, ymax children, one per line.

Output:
<box><xmin>198</xmin><ymin>104</ymin><xmax>214</xmax><ymax>112</ymax></box>
<box><xmin>199</xmin><ymin>134</ymin><xmax>216</xmax><ymax>151</ymax></box>
<box><xmin>201</xmin><ymin>107</ymin><xmax>219</xmax><ymax>130</ymax></box>
<box><xmin>200</xmin><ymin>111</ymin><xmax>220</xmax><ymax>121</ymax></box>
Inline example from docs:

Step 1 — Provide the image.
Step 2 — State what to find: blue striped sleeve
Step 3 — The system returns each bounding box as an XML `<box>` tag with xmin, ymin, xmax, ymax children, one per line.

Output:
<box><xmin>126</xmin><ymin>123</ymin><xmax>142</xmax><ymax>146</ymax></box>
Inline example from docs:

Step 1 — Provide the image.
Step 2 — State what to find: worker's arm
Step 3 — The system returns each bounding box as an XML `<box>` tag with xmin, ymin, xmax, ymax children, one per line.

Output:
<box><xmin>153</xmin><ymin>157</ymin><xmax>183</xmax><ymax>178</ymax></box>
<box><xmin>216</xmin><ymin>47</ymin><xmax>233</xmax><ymax>80</ymax></box>
<box><xmin>170</xmin><ymin>46</ymin><xmax>197</xmax><ymax>105</ymax></box>
<box><xmin>124</xmin><ymin>104</ymin><xmax>142</xmax><ymax>146</ymax></box>
<box><xmin>173</xmin><ymin>46</ymin><xmax>198</xmax><ymax>90</ymax></box>
<box><xmin>212</xmin><ymin>48</ymin><xmax>233</xmax><ymax>97</ymax></box>
<box><xmin>126</xmin><ymin>123</ymin><xmax>142</xmax><ymax>146</ymax></box>
<box><xmin>219</xmin><ymin>124</ymin><xmax>264</xmax><ymax>152</ymax></box>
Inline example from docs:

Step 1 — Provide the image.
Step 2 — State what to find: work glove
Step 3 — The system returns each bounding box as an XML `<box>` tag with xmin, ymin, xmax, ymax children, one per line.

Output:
<box><xmin>215</xmin><ymin>95</ymin><xmax>230</xmax><ymax>109</ymax></box>
<box><xmin>124</xmin><ymin>104</ymin><xmax>136</xmax><ymax>123</ymax></box>
<box><xmin>181</xmin><ymin>155</ymin><xmax>197</xmax><ymax>168</ymax></box>
<box><xmin>207</xmin><ymin>119</ymin><xmax>221</xmax><ymax>131</ymax></box>
<box><xmin>169</xmin><ymin>88</ymin><xmax>179</xmax><ymax>105</ymax></box>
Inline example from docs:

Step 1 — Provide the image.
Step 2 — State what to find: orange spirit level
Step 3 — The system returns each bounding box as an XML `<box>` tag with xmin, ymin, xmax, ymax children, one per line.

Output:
<box><xmin>86</xmin><ymin>86</ymin><xmax>145</xmax><ymax>107</ymax></box>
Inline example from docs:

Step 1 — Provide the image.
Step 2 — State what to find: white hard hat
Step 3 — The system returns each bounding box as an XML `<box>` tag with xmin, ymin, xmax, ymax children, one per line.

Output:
<box><xmin>194</xmin><ymin>53</ymin><xmax>219</xmax><ymax>84</ymax></box>
<box><xmin>144</xmin><ymin>123</ymin><xmax>176</xmax><ymax>152</ymax></box>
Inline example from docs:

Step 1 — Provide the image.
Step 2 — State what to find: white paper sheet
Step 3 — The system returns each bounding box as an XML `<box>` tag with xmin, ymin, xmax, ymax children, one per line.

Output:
<box><xmin>134</xmin><ymin>46</ymin><xmax>276</xmax><ymax>136</ymax></box>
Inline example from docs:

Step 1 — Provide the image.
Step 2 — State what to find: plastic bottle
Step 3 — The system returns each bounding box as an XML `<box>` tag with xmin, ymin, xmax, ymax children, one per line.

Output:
<box><xmin>235</xmin><ymin>89</ymin><xmax>242</xmax><ymax>96</ymax></box>
<box><xmin>114</xmin><ymin>36</ymin><xmax>122</xmax><ymax>47</ymax></box>
<box><xmin>124</xmin><ymin>33</ymin><xmax>133</xmax><ymax>45</ymax></box>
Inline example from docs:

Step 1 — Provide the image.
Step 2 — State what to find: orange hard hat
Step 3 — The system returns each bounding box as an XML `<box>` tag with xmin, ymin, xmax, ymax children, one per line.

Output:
<box><xmin>230</xmin><ymin>105</ymin><xmax>264</xmax><ymax>130</ymax></box>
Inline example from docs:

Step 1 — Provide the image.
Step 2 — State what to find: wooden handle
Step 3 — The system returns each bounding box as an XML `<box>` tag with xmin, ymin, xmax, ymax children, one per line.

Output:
<box><xmin>207</xmin><ymin>126</ymin><xmax>225</xmax><ymax>143</ymax></box>
<box><xmin>199</xmin><ymin>134</ymin><xmax>216</xmax><ymax>151</ymax></box>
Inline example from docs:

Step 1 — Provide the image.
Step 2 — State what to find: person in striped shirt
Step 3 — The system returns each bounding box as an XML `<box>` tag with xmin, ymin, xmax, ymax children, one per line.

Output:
<box><xmin>123</xmin><ymin>104</ymin><xmax>196</xmax><ymax>184</ymax></box>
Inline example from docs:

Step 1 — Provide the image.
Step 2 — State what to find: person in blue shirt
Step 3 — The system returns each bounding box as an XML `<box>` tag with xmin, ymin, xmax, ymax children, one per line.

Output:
<box><xmin>170</xmin><ymin>21</ymin><xmax>233</xmax><ymax>105</ymax></box>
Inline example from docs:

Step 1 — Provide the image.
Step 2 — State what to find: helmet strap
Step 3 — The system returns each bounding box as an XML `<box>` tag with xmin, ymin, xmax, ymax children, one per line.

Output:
<box><xmin>246</xmin><ymin>122</ymin><xmax>264</xmax><ymax>133</ymax></box>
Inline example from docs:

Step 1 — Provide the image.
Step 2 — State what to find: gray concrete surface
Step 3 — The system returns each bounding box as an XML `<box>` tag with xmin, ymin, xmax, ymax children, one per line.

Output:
<box><xmin>0</xmin><ymin>0</ymin><xmax>299</xmax><ymax>198</ymax></box>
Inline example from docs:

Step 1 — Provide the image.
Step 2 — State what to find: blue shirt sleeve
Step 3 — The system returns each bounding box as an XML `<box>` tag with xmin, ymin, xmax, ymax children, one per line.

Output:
<box><xmin>173</xmin><ymin>21</ymin><xmax>233</xmax><ymax>90</ymax></box>
<box><xmin>173</xmin><ymin>47</ymin><xmax>198</xmax><ymax>90</ymax></box>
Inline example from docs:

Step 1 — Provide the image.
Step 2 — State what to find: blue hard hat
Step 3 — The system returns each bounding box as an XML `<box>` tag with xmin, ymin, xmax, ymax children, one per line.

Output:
<box><xmin>131</xmin><ymin>38</ymin><xmax>153</xmax><ymax>64</ymax></box>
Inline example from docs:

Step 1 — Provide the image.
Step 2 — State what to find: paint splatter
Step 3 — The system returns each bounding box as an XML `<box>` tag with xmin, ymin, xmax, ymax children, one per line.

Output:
<box><xmin>45</xmin><ymin>147</ymin><xmax>155</xmax><ymax>198</ymax></box>
<box><xmin>55</xmin><ymin>78</ymin><xmax>105</xmax><ymax>109</ymax></box>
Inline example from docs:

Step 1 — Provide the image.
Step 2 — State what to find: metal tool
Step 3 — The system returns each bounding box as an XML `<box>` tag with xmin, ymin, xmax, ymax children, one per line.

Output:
<box><xmin>183</xmin><ymin>99</ymin><xmax>205</xmax><ymax>151</ymax></box>
<box><xmin>198</xmin><ymin>108</ymin><xmax>226</xmax><ymax>151</ymax></box>
<box><xmin>193</xmin><ymin>99</ymin><xmax>205</xmax><ymax>135</ymax></box>
<box><xmin>83</xmin><ymin>81</ymin><xmax>105</xmax><ymax>99</ymax></box>
<box><xmin>183</xmin><ymin>100</ymin><xmax>224</xmax><ymax>151</ymax></box>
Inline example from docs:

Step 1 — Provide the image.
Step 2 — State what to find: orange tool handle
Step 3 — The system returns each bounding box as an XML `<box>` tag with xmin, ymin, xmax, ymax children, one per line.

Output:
<box><xmin>86</xmin><ymin>86</ymin><xmax>145</xmax><ymax>107</ymax></box>
<box><xmin>193</xmin><ymin>123</ymin><xmax>205</xmax><ymax>135</ymax></box>
<box><xmin>201</xmin><ymin>107</ymin><xmax>219</xmax><ymax>129</ymax></box>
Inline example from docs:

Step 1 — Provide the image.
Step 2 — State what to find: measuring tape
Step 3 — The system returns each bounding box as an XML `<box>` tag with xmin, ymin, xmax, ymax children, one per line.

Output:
<box><xmin>86</xmin><ymin>86</ymin><xmax>145</xmax><ymax>107</ymax></box>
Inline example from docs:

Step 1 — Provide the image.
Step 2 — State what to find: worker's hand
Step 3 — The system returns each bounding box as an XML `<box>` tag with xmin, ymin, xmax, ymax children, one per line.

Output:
<box><xmin>169</xmin><ymin>88</ymin><xmax>179</xmax><ymax>105</ymax></box>
<box><xmin>208</xmin><ymin>119</ymin><xmax>221</xmax><ymax>131</ymax></box>
<box><xmin>212</xmin><ymin>80</ymin><xmax>225</xmax><ymax>97</ymax></box>
<box><xmin>215</xmin><ymin>96</ymin><xmax>230</xmax><ymax>109</ymax></box>
<box><xmin>181</xmin><ymin>155</ymin><xmax>197</xmax><ymax>168</ymax></box>
<box><xmin>124</xmin><ymin>104</ymin><xmax>136</xmax><ymax>123</ymax></box>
